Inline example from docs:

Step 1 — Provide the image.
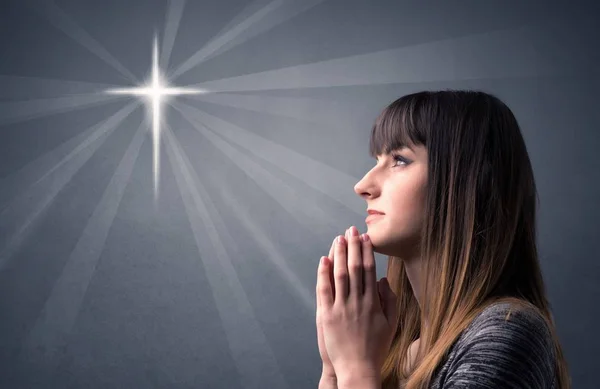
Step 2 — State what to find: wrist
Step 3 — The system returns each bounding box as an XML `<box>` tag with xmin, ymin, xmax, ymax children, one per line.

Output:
<box><xmin>319</xmin><ymin>371</ymin><xmax>337</xmax><ymax>389</ymax></box>
<box><xmin>320</xmin><ymin>367</ymin><xmax>337</xmax><ymax>380</ymax></box>
<box><xmin>319</xmin><ymin>364</ymin><xmax>337</xmax><ymax>389</ymax></box>
<box><xmin>321</xmin><ymin>363</ymin><xmax>336</xmax><ymax>378</ymax></box>
<box><xmin>337</xmin><ymin>371</ymin><xmax>381</xmax><ymax>389</ymax></box>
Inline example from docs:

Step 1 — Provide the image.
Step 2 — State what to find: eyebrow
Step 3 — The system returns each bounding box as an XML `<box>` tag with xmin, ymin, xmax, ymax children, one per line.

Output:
<box><xmin>375</xmin><ymin>145</ymin><xmax>414</xmax><ymax>159</ymax></box>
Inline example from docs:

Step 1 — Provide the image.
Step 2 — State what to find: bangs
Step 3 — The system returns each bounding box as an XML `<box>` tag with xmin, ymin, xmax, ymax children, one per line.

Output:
<box><xmin>369</xmin><ymin>94</ymin><xmax>428</xmax><ymax>157</ymax></box>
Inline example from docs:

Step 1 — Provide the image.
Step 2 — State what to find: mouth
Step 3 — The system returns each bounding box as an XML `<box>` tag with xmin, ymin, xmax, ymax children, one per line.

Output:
<box><xmin>365</xmin><ymin>214</ymin><xmax>384</xmax><ymax>224</ymax></box>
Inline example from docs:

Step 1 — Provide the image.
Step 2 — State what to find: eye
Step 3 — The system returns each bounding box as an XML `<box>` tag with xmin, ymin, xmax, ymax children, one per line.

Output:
<box><xmin>391</xmin><ymin>154</ymin><xmax>410</xmax><ymax>167</ymax></box>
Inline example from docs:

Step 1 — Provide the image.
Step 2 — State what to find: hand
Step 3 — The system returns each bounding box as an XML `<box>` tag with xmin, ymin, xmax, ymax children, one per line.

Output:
<box><xmin>317</xmin><ymin>226</ymin><xmax>399</xmax><ymax>381</ymax></box>
<box><xmin>316</xmin><ymin>230</ymin><xmax>346</xmax><ymax>379</ymax></box>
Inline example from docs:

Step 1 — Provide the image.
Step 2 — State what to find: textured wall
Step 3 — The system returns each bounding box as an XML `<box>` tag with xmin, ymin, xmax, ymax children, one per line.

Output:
<box><xmin>0</xmin><ymin>0</ymin><xmax>598</xmax><ymax>388</ymax></box>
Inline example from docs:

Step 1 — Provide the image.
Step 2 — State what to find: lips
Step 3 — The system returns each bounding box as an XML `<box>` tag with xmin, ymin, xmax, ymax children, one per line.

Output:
<box><xmin>365</xmin><ymin>213</ymin><xmax>384</xmax><ymax>224</ymax></box>
<box><xmin>367</xmin><ymin>209</ymin><xmax>385</xmax><ymax>215</ymax></box>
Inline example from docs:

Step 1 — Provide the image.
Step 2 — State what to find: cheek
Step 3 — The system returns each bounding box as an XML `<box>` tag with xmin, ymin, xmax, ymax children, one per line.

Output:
<box><xmin>368</xmin><ymin>171</ymin><xmax>427</xmax><ymax>253</ymax></box>
<box><xmin>388</xmin><ymin>183</ymin><xmax>426</xmax><ymax>229</ymax></box>
<box><xmin>390</xmin><ymin>208</ymin><xmax>422</xmax><ymax>234</ymax></box>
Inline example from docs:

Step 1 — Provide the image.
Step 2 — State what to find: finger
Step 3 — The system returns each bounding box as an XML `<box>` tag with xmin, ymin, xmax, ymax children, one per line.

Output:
<box><xmin>361</xmin><ymin>233</ymin><xmax>377</xmax><ymax>301</ymax></box>
<box><xmin>328</xmin><ymin>238</ymin><xmax>335</xmax><ymax>260</ymax></box>
<box><xmin>347</xmin><ymin>226</ymin><xmax>363</xmax><ymax>299</ymax></box>
<box><xmin>326</xmin><ymin>229</ymin><xmax>348</xmax><ymax>299</ymax></box>
<box><xmin>335</xmin><ymin>228</ymin><xmax>348</xmax><ymax>258</ymax></box>
<box><xmin>317</xmin><ymin>256</ymin><xmax>334</xmax><ymax>308</ymax></box>
<box><xmin>333</xmin><ymin>234</ymin><xmax>349</xmax><ymax>303</ymax></box>
<box><xmin>316</xmin><ymin>259</ymin><xmax>321</xmax><ymax>310</ymax></box>
<box><xmin>327</xmin><ymin>237</ymin><xmax>337</xmax><ymax>297</ymax></box>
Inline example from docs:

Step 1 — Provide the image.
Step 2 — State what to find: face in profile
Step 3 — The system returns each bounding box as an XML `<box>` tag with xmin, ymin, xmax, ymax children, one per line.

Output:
<box><xmin>353</xmin><ymin>144</ymin><xmax>428</xmax><ymax>258</ymax></box>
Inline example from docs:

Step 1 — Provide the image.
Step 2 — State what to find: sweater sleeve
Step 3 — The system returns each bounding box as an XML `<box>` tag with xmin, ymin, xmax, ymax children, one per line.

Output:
<box><xmin>441</xmin><ymin>304</ymin><xmax>556</xmax><ymax>389</ymax></box>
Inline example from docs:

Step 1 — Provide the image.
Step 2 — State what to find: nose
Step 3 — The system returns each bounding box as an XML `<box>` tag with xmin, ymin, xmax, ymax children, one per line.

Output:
<box><xmin>354</xmin><ymin>171</ymin><xmax>379</xmax><ymax>199</ymax></box>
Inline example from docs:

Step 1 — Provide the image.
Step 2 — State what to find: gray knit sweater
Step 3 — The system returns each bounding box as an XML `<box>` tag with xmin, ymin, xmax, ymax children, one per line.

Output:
<box><xmin>427</xmin><ymin>302</ymin><xmax>557</xmax><ymax>388</ymax></box>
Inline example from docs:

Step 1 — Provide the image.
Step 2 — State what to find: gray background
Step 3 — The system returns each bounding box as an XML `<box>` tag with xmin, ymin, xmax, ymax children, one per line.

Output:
<box><xmin>0</xmin><ymin>0</ymin><xmax>598</xmax><ymax>388</ymax></box>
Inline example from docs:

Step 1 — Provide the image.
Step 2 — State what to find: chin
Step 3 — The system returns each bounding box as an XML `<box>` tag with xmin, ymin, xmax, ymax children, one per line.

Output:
<box><xmin>367</xmin><ymin>233</ymin><xmax>397</xmax><ymax>256</ymax></box>
<box><xmin>372</xmin><ymin>245</ymin><xmax>399</xmax><ymax>257</ymax></box>
<box><xmin>367</xmin><ymin>228</ymin><xmax>420</xmax><ymax>257</ymax></box>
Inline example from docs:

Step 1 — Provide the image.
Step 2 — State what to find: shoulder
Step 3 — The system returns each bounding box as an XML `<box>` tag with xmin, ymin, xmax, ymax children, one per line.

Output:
<box><xmin>440</xmin><ymin>301</ymin><xmax>556</xmax><ymax>389</ymax></box>
<box><xmin>458</xmin><ymin>301</ymin><xmax>554</xmax><ymax>354</ymax></box>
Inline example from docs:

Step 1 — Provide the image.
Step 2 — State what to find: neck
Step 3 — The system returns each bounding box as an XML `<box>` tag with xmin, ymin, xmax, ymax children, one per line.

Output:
<box><xmin>402</xmin><ymin>256</ymin><xmax>423</xmax><ymax>311</ymax></box>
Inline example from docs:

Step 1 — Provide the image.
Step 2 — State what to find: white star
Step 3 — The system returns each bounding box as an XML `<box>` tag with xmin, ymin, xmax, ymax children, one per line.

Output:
<box><xmin>105</xmin><ymin>36</ymin><xmax>206</xmax><ymax>201</ymax></box>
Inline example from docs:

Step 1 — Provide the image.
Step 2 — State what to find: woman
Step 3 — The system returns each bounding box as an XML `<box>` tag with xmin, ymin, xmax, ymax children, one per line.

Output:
<box><xmin>315</xmin><ymin>90</ymin><xmax>571</xmax><ymax>389</ymax></box>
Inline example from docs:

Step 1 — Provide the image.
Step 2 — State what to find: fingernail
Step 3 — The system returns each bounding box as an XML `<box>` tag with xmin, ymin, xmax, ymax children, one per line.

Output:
<box><xmin>337</xmin><ymin>235</ymin><xmax>346</xmax><ymax>244</ymax></box>
<box><xmin>350</xmin><ymin>226</ymin><xmax>358</xmax><ymax>237</ymax></box>
<box><xmin>361</xmin><ymin>233</ymin><xmax>369</xmax><ymax>242</ymax></box>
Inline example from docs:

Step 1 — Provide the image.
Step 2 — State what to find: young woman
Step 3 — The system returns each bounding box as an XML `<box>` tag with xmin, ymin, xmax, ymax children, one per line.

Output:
<box><xmin>315</xmin><ymin>90</ymin><xmax>571</xmax><ymax>389</ymax></box>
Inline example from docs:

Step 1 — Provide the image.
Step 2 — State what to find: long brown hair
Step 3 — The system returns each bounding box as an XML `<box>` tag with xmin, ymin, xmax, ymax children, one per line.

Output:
<box><xmin>368</xmin><ymin>90</ymin><xmax>570</xmax><ymax>389</ymax></box>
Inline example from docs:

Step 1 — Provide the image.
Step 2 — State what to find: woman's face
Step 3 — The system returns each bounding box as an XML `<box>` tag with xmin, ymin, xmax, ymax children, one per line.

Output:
<box><xmin>353</xmin><ymin>144</ymin><xmax>428</xmax><ymax>257</ymax></box>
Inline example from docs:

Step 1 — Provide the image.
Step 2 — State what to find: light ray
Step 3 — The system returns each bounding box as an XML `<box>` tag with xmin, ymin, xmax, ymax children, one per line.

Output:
<box><xmin>104</xmin><ymin>36</ymin><xmax>206</xmax><ymax>201</ymax></box>
<box><xmin>172</xmin><ymin>102</ymin><xmax>357</xmax><ymax>238</ymax></box>
<box><xmin>170</xmin><ymin>0</ymin><xmax>326</xmax><ymax>80</ymax></box>
<box><xmin>186</xmin><ymin>92</ymin><xmax>357</xmax><ymax>127</ymax></box>
<box><xmin>0</xmin><ymin>102</ymin><xmax>138</xmax><ymax>212</ymax></box>
<box><xmin>152</xmin><ymin>40</ymin><xmax>162</xmax><ymax>201</ymax></box>
<box><xmin>160</xmin><ymin>0</ymin><xmax>187</xmax><ymax>69</ymax></box>
<box><xmin>173</xmin><ymin>101</ymin><xmax>363</xmax><ymax>217</ymax></box>
<box><xmin>24</xmin><ymin>0</ymin><xmax>138</xmax><ymax>83</ymax></box>
<box><xmin>215</xmin><ymin>182</ymin><xmax>314</xmax><ymax>311</ymax></box>
<box><xmin>0</xmin><ymin>75</ymin><xmax>120</xmax><ymax>100</ymax></box>
<box><xmin>171</xmin><ymin>0</ymin><xmax>284</xmax><ymax>79</ymax></box>
<box><xmin>188</xmin><ymin>26</ymin><xmax>558</xmax><ymax>92</ymax></box>
<box><xmin>163</xmin><ymin>127</ymin><xmax>289</xmax><ymax>388</ymax></box>
<box><xmin>17</xmin><ymin>119</ymin><xmax>146</xmax><ymax>376</ymax></box>
<box><xmin>0</xmin><ymin>103</ymin><xmax>138</xmax><ymax>271</ymax></box>
<box><xmin>210</xmin><ymin>0</ymin><xmax>277</xmax><ymax>36</ymax></box>
<box><xmin>0</xmin><ymin>94</ymin><xmax>128</xmax><ymax>127</ymax></box>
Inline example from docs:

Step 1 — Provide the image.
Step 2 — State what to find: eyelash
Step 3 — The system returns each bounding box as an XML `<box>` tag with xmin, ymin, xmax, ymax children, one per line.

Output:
<box><xmin>391</xmin><ymin>154</ymin><xmax>409</xmax><ymax>167</ymax></box>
